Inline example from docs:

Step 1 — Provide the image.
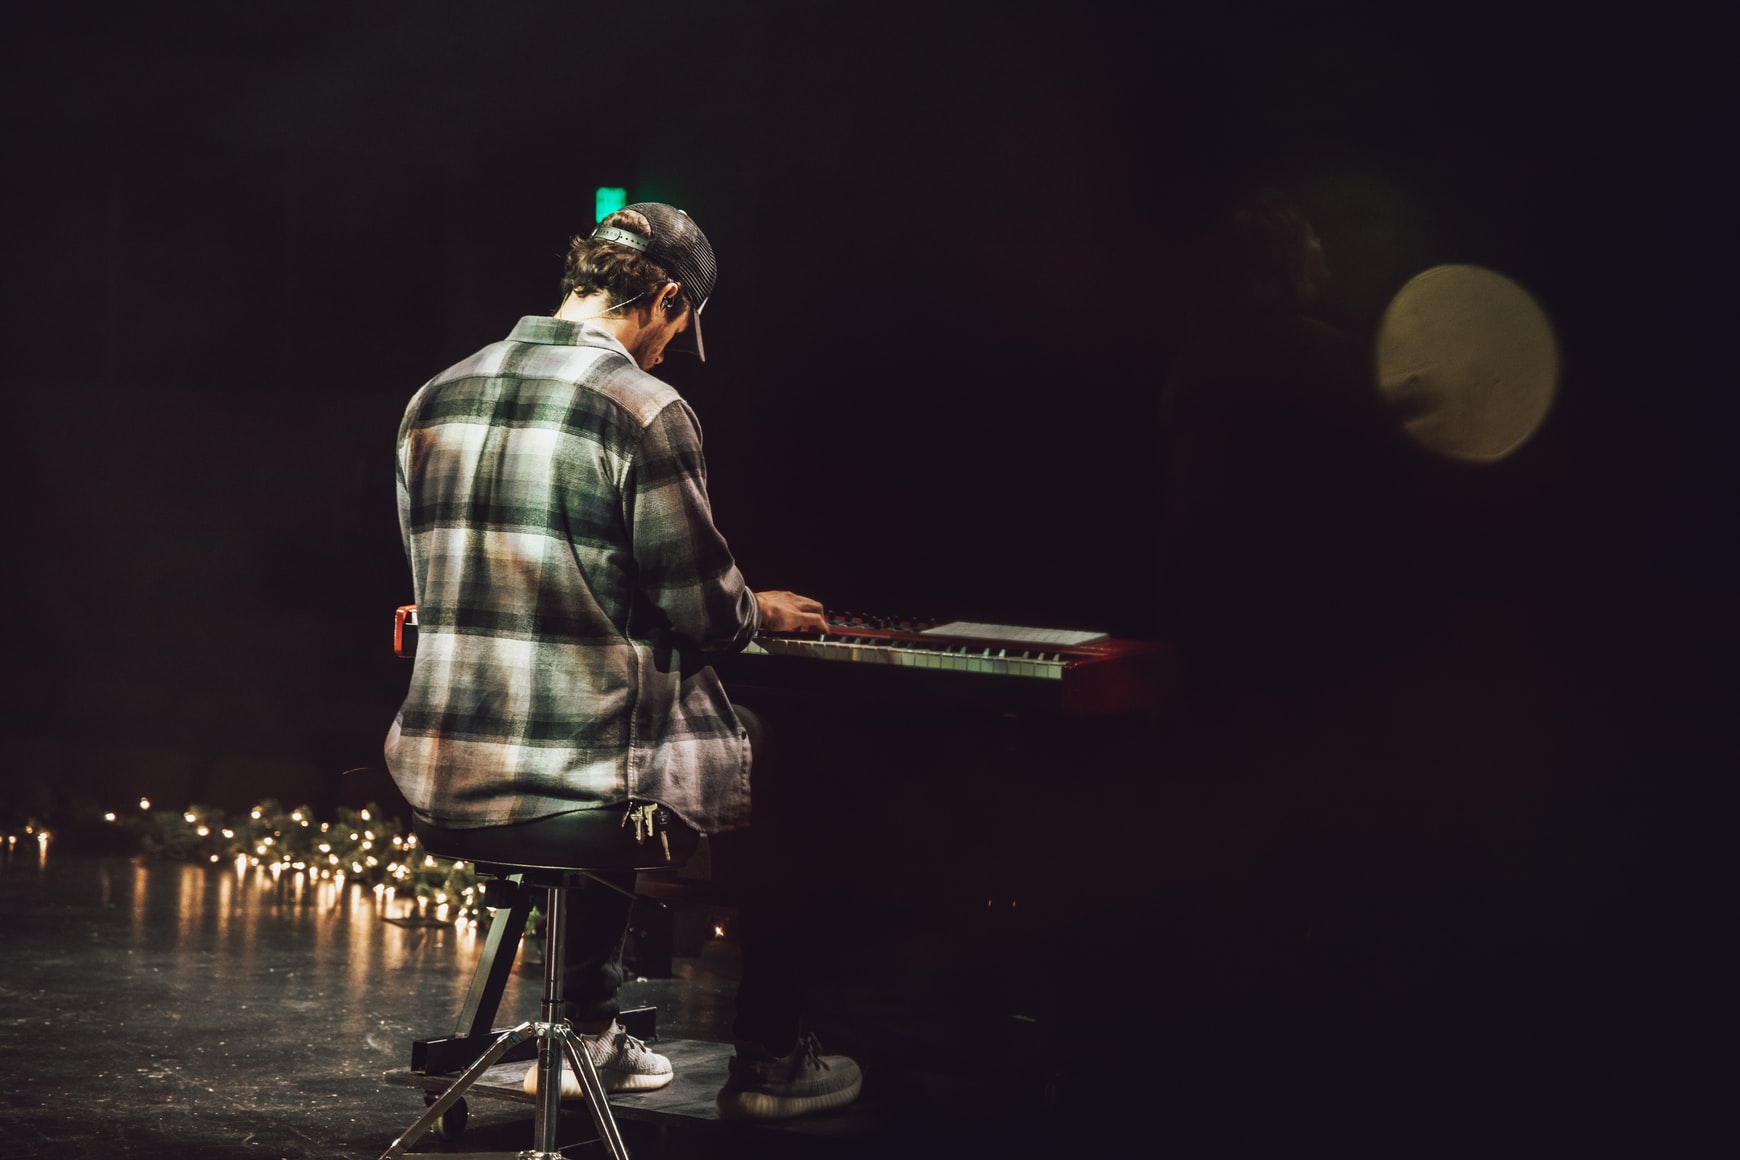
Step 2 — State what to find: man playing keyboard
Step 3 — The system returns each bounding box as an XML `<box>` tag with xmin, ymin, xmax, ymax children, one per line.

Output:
<box><xmin>385</xmin><ymin>201</ymin><xmax>861</xmax><ymax>1121</ymax></box>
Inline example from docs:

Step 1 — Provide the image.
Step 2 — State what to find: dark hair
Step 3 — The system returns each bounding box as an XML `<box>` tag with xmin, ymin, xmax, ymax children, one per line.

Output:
<box><xmin>557</xmin><ymin>209</ymin><xmax>689</xmax><ymax>317</ymax></box>
<box><xmin>1197</xmin><ymin>188</ymin><xmax>1329</xmax><ymax>314</ymax></box>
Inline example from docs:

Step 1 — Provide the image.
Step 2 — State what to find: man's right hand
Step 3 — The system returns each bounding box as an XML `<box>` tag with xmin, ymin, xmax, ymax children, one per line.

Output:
<box><xmin>755</xmin><ymin>590</ymin><xmax>829</xmax><ymax>634</ymax></box>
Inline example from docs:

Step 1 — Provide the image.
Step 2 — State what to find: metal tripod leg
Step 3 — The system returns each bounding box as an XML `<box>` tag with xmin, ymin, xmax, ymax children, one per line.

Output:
<box><xmin>562</xmin><ymin>1027</ymin><xmax>629</xmax><ymax>1158</ymax></box>
<box><xmin>378</xmin><ymin>1020</ymin><xmax>536</xmax><ymax>1159</ymax></box>
<box><xmin>521</xmin><ymin>880</ymin><xmax>631</xmax><ymax>1160</ymax></box>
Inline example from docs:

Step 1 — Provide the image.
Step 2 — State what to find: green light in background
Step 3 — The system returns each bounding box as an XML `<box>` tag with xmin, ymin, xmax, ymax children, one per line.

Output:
<box><xmin>595</xmin><ymin>187</ymin><xmax>627</xmax><ymax>221</ymax></box>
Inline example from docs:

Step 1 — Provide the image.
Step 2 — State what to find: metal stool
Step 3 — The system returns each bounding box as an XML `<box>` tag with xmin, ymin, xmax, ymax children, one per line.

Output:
<box><xmin>379</xmin><ymin>807</ymin><xmax>699</xmax><ymax>1160</ymax></box>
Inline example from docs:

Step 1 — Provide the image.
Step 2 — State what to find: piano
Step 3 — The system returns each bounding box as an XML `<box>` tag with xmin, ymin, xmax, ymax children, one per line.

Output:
<box><xmin>395</xmin><ymin>605</ymin><xmax>1177</xmax><ymax>717</ymax></box>
<box><xmin>721</xmin><ymin>612</ymin><xmax>1176</xmax><ymax>717</ymax></box>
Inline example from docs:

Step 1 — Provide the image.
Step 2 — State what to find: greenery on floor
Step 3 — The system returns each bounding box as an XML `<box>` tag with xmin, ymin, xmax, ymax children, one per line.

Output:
<box><xmin>3</xmin><ymin>799</ymin><xmax>485</xmax><ymax>921</ymax></box>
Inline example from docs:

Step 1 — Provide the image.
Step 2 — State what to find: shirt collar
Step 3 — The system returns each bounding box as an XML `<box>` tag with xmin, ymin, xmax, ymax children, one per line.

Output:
<box><xmin>507</xmin><ymin>315</ymin><xmax>633</xmax><ymax>361</ymax></box>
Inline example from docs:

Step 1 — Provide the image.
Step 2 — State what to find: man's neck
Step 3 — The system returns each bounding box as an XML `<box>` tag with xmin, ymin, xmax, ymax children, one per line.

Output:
<box><xmin>555</xmin><ymin>290</ymin><xmax>636</xmax><ymax>337</ymax></box>
<box><xmin>557</xmin><ymin>290</ymin><xmax>664</xmax><ymax>370</ymax></box>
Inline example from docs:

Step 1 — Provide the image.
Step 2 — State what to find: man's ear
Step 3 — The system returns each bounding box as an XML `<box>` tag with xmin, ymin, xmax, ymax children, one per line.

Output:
<box><xmin>659</xmin><ymin>282</ymin><xmax>683</xmax><ymax>312</ymax></box>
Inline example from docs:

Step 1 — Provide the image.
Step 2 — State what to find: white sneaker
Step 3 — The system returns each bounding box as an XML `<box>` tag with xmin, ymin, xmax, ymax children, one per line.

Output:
<box><xmin>522</xmin><ymin>1021</ymin><xmax>674</xmax><ymax>1096</ymax></box>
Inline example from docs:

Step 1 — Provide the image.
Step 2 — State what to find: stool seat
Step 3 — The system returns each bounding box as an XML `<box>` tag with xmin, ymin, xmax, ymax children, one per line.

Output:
<box><xmin>416</xmin><ymin>805</ymin><xmax>701</xmax><ymax>872</ymax></box>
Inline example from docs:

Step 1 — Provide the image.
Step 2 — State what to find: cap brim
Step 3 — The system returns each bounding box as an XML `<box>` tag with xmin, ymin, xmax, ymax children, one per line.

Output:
<box><xmin>672</xmin><ymin>300</ymin><xmax>706</xmax><ymax>362</ymax></box>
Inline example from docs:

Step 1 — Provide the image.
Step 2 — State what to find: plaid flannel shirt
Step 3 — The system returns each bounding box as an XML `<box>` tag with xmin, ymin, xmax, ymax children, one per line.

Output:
<box><xmin>384</xmin><ymin>316</ymin><xmax>759</xmax><ymax>834</ymax></box>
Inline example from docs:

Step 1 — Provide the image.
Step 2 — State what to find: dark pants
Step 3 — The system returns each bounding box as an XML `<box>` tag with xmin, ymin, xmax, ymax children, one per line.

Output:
<box><xmin>710</xmin><ymin>704</ymin><xmax>830</xmax><ymax>1053</ymax></box>
<box><xmin>561</xmin><ymin>705</ymin><xmax>834</xmax><ymax>1050</ymax></box>
<box><xmin>558</xmin><ymin>867</ymin><xmax>637</xmax><ymax>1026</ymax></box>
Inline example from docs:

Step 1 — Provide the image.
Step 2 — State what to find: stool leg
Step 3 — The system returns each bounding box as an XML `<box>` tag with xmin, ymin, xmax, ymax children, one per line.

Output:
<box><xmin>378</xmin><ymin>1020</ymin><xmax>536</xmax><ymax>1159</ymax></box>
<box><xmin>562</xmin><ymin>1031</ymin><xmax>630</xmax><ymax>1157</ymax></box>
<box><xmin>527</xmin><ymin>880</ymin><xmax>632</xmax><ymax>1160</ymax></box>
<box><xmin>529</xmin><ymin>882</ymin><xmax>564</xmax><ymax>1153</ymax></box>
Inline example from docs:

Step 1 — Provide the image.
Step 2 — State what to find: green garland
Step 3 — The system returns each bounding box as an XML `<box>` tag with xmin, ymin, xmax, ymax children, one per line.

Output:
<box><xmin>7</xmin><ymin>800</ymin><xmax>487</xmax><ymax>923</ymax></box>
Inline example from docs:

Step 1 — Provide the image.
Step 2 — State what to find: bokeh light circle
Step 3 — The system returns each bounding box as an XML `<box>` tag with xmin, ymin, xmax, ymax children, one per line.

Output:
<box><xmin>1374</xmin><ymin>264</ymin><xmax>1559</xmax><ymax>462</ymax></box>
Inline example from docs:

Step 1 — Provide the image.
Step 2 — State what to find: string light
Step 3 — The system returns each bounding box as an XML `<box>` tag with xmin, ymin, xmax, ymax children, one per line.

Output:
<box><xmin>6</xmin><ymin>796</ymin><xmax>487</xmax><ymax>924</ymax></box>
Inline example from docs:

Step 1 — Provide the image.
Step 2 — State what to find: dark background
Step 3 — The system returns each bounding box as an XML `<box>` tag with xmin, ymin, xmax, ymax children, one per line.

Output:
<box><xmin>0</xmin><ymin>0</ymin><xmax>1724</xmax><ymax>816</ymax></box>
<box><xmin>0</xmin><ymin>0</ymin><xmax>1731</xmax><ymax>1142</ymax></box>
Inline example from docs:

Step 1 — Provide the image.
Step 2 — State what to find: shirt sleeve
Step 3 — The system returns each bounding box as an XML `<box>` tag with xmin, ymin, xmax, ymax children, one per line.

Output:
<box><xmin>394</xmin><ymin>411</ymin><xmax>420</xmax><ymax>592</ymax></box>
<box><xmin>623</xmin><ymin>398</ymin><xmax>760</xmax><ymax>652</ymax></box>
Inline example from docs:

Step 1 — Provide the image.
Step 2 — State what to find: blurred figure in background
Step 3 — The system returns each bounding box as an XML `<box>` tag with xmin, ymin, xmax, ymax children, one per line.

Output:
<box><xmin>1155</xmin><ymin>189</ymin><xmax>1419</xmax><ymax>753</ymax></box>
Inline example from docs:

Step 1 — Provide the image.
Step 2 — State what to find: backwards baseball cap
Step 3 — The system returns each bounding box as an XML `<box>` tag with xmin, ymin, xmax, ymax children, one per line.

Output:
<box><xmin>589</xmin><ymin>202</ymin><xmax>717</xmax><ymax>361</ymax></box>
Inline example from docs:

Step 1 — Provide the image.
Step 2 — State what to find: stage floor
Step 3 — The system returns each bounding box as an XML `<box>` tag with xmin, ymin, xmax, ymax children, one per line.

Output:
<box><xmin>1</xmin><ymin>809</ymin><xmax>1721</xmax><ymax>1158</ymax></box>
<box><xmin>0</xmin><ymin>846</ymin><xmax>1128</xmax><ymax>1159</ymax></box>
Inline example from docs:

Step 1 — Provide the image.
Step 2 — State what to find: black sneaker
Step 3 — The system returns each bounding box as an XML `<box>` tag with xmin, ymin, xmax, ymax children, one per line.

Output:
<box><xmin>714</xmin><ymin>1032</ymin><xmax>863</xmax><ymax>1120</ymax></box>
